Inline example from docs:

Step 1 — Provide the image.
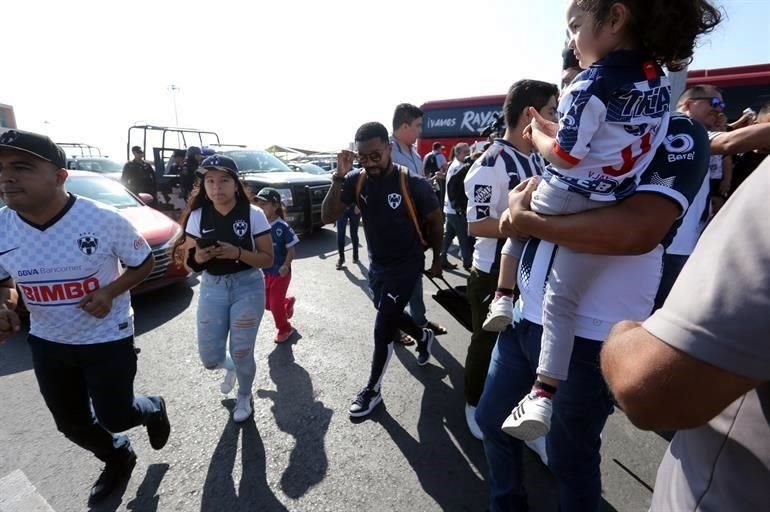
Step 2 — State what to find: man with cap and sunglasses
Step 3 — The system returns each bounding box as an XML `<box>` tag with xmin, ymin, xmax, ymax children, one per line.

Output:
<box><xmin>0</xmin><ymin>129</ymin><xmax>170</xmax><ymax>506</ymax></box>
<box><xmin>122</xmin><ymin>145</ymin><xmax>157</xmax><ymax>200</ymax></box>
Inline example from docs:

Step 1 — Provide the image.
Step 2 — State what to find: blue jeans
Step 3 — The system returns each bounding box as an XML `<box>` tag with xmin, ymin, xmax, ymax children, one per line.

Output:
<box><xmin>197</xmin><ymin>269</ymin><xmax>266</xmax><ymax>398</ymax></box>
<box><xmin>440</xmin><ymin>213</ymin><xmax>473</xmax><ymax>267</ymax></box>
<box><xmin>336</xmin><ymin>207</ymin><xmax>360</xmax><ymax>259</ymax></box>
<box><xmin>476</xmin><ymin>320</ymin><xmax>614</xmax><ymax>512</ymax></box>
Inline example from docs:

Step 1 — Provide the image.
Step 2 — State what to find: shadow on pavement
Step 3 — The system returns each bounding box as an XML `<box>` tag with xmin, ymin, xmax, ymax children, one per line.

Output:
<box><xmin>125</xmin><ymin>463</ymin><xmax>170</xmax><ymax>512</ymax></box>
<box><xmin>360</xmin><ymin>342</ymin><xmax>488</xmax><ymax>511</ymax></box>
<box><xmin>0</xmin><ymin>326</ymin><xmax>31</xmax><ymax>377</ymax></box>
<box><xmin>257</xmin><ymin>343</ymin><xmax>333</xmax><ymax>499</ymax></box>
<box><xmin>200</xmin><ymin>400</ymin><xmax>287</xmax><ymax>512</ymax></box>
<box><xmin>132</xmin><ymin>281</ymin><xmax>196</xmax><ymax>336</ymax></box>
<box><xmin>341</xmin><ymin>264</ymin><xmax>370</xmax><ymax>298</ymax></box>
<box><xmin>294</xmin><ymin>228</ymin><xmax>339</xmax><ymax>261</ymax></box>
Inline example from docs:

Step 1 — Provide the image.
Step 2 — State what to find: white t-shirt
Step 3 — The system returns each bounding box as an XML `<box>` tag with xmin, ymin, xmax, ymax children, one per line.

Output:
<box><xmin>0</xmin><ymin>195</ymin><xmax>152</xmax><ymax>344</ymax></box>
<box><xmin>464</xmin><ymin>139</ymin><xmax>544</xmax><ymax>274</ymax></box>
<box><xmin>708</xmin><ymin>154</ymin><xmax>723</xmax><ymax>179</ymax></box>
<box><xmin>517</xmin><ymin>114</ymin><xmax>710</xmax><ymax>340</ymax></box>
<box><xmin>443</xmin><ymin>158</ymin><xmax>465</xmax><ymax>215</ymax></box>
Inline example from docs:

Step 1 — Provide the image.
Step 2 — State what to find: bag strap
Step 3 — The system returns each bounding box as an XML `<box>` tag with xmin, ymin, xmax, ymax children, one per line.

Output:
<box><xmin>354</xmin><ymin>172</ymin><xmax>367</xmax><ymax>209</ymax></box>
<box><xmin>398</xmin><ymin>166</ymin><xmax>427</xmax><ymax>247</ymax></box>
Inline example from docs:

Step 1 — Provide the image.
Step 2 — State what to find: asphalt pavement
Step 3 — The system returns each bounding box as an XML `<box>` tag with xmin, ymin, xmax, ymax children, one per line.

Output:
<box><xmin>0</xmin><ymin>226</ymin><xmax>669</xmax><ymax>512</ymax></box>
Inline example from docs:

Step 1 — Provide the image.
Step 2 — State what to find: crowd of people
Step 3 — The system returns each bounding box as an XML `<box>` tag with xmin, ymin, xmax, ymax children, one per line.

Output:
<box><xmin>0</xmin><ymin>0</ymin><xmax>768</xmax><ymax>510</ymax></box>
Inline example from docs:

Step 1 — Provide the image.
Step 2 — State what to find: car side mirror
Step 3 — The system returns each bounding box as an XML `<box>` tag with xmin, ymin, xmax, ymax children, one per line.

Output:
<box><xmin>138</xmin><ymin>193</ymin><xmax>155</xmax><ymax>204</ymax></box>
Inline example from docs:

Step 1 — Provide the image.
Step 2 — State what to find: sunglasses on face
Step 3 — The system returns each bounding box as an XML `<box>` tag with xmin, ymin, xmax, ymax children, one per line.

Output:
<box><xmin>356</xmin><ymin>150</ymin><xmax>384</xmax><ymax>164</ymax></box>
<box><xmin>692</xmin><ymin>96</ymin><xmax>726</xmax><ymax>111</ymax></box>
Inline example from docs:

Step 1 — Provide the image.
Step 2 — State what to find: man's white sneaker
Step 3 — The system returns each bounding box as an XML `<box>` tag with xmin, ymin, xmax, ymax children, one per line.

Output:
<box><xmin>233</xmin><ymin>394</ymin><xmax>253</xmax><ymax>423</ymax></box>
<box><xmin>220</xmin><ymin>368</ymin><xmax>237</xmax><ymax>394</ymax></box>
<box><xmin>482</xmin><ymin>295</ymin><xmax>514</xmax><ymax>332</ymax></box>
<box><xmin>465</xmin><ymin>404</ymin><xmax>484</xmax><ymax>440</ymax></box>
<box><xmin>501</xmin><ymin>392</ymin><xmax>553</xmax><ymax>441</ymax></box>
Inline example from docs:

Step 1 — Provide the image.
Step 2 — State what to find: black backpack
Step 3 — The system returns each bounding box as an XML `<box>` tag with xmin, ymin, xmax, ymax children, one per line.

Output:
<box><xmin>446</xmin><ymin>160</ymin><xmax>473</xmax><ymax>217</ymax></box>
<box><xmin>423</xmin><ymin>152</ymin><xmax>439</xmax><ymax>177</ymax></box>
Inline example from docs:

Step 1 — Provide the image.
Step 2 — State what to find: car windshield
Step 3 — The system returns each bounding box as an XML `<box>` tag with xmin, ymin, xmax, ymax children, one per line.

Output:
<box><xmin>299</xmin><ymin>163</ymin><xmax>328</xmax><ymax>175</ymax></box>
<box><xmin>66</xmin><ymin>176</ymin><xmax>142</xmax><ymax>209</ymax></box>
<box><xmin>224</xmin><ymin>150</ymin><xmax>291</xmax><ymax>173</ymax></box>
<box><xmin>71</xmin><ymin>158</ymin><xmax>123</xmax><ymax>173</ymax></box>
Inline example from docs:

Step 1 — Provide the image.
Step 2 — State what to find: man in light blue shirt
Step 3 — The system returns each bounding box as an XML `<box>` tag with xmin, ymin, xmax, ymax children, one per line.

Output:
<box><xmin>389</xmin><ymin>103</ymin><xmax>447</xmax><ymax>341</ymax></box>
<box><xmin>390</xmin><ymin>103</ymin><xmax>425</xmax><ymax>178</ymax></box>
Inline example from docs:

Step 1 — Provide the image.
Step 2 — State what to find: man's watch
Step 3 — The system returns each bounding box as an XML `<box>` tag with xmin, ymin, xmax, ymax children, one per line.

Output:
<box><xmin>332</xmin><ymin>173</ymin><xmax>345</xmax><ymax>184</ymax></box>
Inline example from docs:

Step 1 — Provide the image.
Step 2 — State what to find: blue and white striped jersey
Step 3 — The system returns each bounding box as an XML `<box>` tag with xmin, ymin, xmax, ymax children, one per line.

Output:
<box><xmin>548</xmin><ymin>50</ymin><xmax>671</xmax><ymax>201</ymax></box>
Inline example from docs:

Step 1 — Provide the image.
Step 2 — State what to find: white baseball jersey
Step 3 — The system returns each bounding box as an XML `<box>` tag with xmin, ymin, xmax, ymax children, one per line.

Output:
<box><xmin>548</xmin><ymin>50</ymin><xmax>671</xmax><ymax>201</ymax></box>
<box><xmin>0</xmin><ymin>195</ymin><xmax>152</xmax><ymax>344</ymax></box>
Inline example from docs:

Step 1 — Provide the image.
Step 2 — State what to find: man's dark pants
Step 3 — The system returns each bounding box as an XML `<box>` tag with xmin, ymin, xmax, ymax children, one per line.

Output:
<box><xmin>29</xmin><ymin>336</ymin><xmax>161</xmax><ymax>462</ymax></box>
<box><xmin>475</xmin><ymin>320</ymin><xmax>615</xmax><ymax>512</ymax></box>
<box><xmin>367</xmin><ymin>260</ymin><xmax>425</xmax><ymax>389</ymax></box>
<box><xmin>465</xmin><ymin>267</ymin><xmax>499</xmax><ymax>406</ymax></box>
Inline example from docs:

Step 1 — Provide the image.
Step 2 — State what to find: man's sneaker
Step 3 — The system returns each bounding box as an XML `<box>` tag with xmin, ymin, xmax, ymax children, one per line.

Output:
<box><xmin>482</xmin><ymin>295</ymin><xmax>515</xmax><ymax>332</ymax></box>
<box><xmin>286</xmin><ymin>297</ymin><xmax>296</xmax><ymax>320</ymax></box>
<box><xmin>335</xmin><ymin>258</ymin><xmax>344</xmax><ymax>270</ymax></box>
<box><xmin>349</xmin><ymin>387</ymin><xmax>382</xmax><ymax>417</ymax></box>
<box><xmin>233</xmin><ymin>394</ymin><xmax>253</xmax><ymax>423</ymax></box>
<box><xmin>352</xmin><ymin>253</ymin><xmax>360</xmax><ymax>264</ymax></box>
<box><xmin>416</xmin><ymin>329</ymin><xmax>435</xmax><ymax>366</ymax></box>
<box><xmin>146</xmin><ymin>396</ymin><xmax>171</xmax><ymax>450</ymax></box>
<box><xmin>465</xmin><ymin>404</ymin><xmax>484</xmax><ymax>440</ymax></box>
<box><xmin>88</xmin><ymin>449</ymin><xmax>137</xmax><ymax>505</ymax></box>
<box><xmin>501</xmin><ymin>392</ymin><xmax>553</xmax><ymax>441</ymax></box>
<box><xmin>441</xmin><ymin>260</ymin><xmax>458</xmax><ymax>270</ymax></box>
<box><xmin>220</xmin><ymin>369</ymin><xmax>237</xmax><ymax>394</ymax></box>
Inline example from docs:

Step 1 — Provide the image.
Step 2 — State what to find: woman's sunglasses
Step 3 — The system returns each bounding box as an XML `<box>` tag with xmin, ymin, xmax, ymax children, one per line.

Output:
<box><xmin>691</xmin><ymin>96</ymin><xmax>726</xmax><ymax>112</ymax></box>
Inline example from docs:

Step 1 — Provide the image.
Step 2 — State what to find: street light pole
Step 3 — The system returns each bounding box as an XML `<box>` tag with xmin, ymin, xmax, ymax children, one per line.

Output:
<box><xmin>168</xmin><ymin>84</ymin><xmax>181</xmax><ymax>126</ymax></box>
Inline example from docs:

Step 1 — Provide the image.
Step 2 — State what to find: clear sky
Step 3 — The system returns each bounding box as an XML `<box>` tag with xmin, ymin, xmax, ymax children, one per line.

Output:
<box><xmin>4</xmin><ymin>0</ymin><xmax>769</xmax><ymax>159</ymax></box>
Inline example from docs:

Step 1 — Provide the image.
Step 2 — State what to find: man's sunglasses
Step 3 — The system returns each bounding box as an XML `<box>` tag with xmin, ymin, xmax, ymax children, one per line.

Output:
<box><xmin>356</xmin><ymin>150</ymin><xmax>384</xmax><ymax>164</ymax></box>
<box><xmin>691</xmin><ymin>96</ymin><xmax>726</xmax><ymax>111</ymax></box>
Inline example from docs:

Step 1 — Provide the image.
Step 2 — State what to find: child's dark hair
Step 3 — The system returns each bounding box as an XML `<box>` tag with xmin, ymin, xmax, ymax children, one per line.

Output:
<box><xmin>575</xmin><ymin>0</ymin><xmax>722</xmax><ymax>71</ymax></box>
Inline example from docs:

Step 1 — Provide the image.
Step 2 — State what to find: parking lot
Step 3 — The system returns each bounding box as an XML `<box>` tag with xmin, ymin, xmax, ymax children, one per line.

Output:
<box><xmin>0</xmin><ymin>227</ymin><xmax>669</xmax><ymax>512</ymax></box>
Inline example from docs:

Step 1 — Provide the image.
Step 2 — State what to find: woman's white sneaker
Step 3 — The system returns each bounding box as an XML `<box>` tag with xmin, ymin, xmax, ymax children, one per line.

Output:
<box><xmin>501</xmin><ymin>392</ymin><xmax>553</xmax><ymax>441</ymax></box>
<box><xmin>233</xmin><ymin>394</ymin><xmax>253</xmax><ymax>423</ymax></box>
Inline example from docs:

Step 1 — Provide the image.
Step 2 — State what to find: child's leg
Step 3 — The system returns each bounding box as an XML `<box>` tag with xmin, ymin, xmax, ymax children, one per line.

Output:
<box><xmin>268</xmin><ymin>273</ymin><xmax>292</xmax><ymax>335</ymax></box>
<box><xmin>482</xmin><ymin>238</ymin><xmax>524</xmax><ymax>332</ymax></box>
<box><xmin>502</xmin><ymin>180</ymin><xmax>610</xmax><ymax>440</ymax></box>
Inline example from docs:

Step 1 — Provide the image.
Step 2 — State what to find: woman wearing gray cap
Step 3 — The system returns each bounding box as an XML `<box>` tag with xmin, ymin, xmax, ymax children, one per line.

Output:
<box><xmin>173</xmin><ymin>155</ymin><xmax>274</xmax><ymax>422</ymax></box>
